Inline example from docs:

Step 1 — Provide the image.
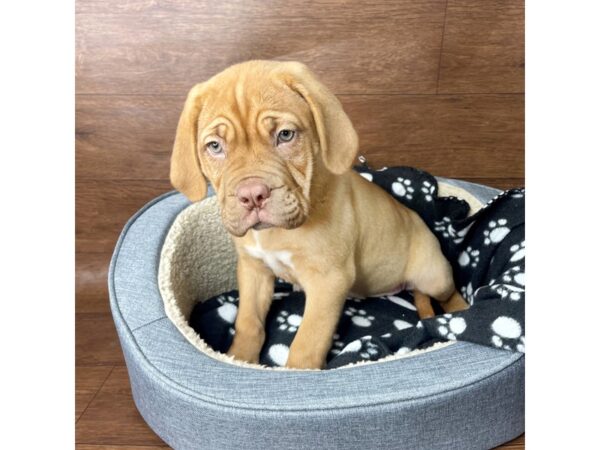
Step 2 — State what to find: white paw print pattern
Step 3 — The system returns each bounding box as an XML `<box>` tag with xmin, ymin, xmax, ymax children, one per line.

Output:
<box><xmin>216</xmin><ymin>294</ymin><xmax>237</xmax><ymax>305</ymax></box>
<box><xmin>421</xmin><ymin>180</ymin><xmax>435</xmax><ymax>202</ymax></box>
<box><xmin>490</xmin><ymin>267</ymin><xmax>524</xmax><ymax>301</ymax></box>
<box><xmin>216</xmin><ymin>302</ymin><xmax>238</xmax><ymax>324</ymax></box>
<box><xmin>434</xmin><ymin>217</ymin><xmax>452</xmax><ymax>237</ymax></box>
<box><xmin>272</xmin><ymin>291</ymin><xmax>291</xmax><ymax>300</ymax></box>
<box><xmin>434</xmin><ymin>217</ymin><xmax>472</xmax><ymax>244</ymax></box>
<box><xmin>510</xmin><ymin>240</ymin><xmax>525</xmax><ymax>262</ymax></box>
<box><xmin>359</xmin><ymin>172</ymin><xmax>373</xmax><ymax>182</ymax></box>
<box><xmin>483</xmin><ymin>219</ymin><xmax>510</xmax><ymax>245</ymax></box>
<box><xmin>358</xmin><ymin>339</ymin><xmax>380</xmax><ymax>359</ymax></box>
<box><xmin>458</xmin><ymin>246</ymin><xmax>480</xmax><ymax>268</ymax></box>
<box><xmin>511</xmin><ymin>189</ymin><xmax>524</xmax><ymax>199</ymax></box>
<box><xmin>392</xmin><ymin>177</ymin><xmax>415</xmax><ymax>200</ymax></box>
<box><xmin>275</xmin><ymin>310</ymin><xmax>303</xmax><ymax>332</ymax></box>
<box><xmin>393</xmin><ymin>319</ymin><xmax>413</xmax><ymax>331</ymax></box>
<box><xmin>329</xmin><ymin>333</ymin><xmax>345</xmax><ymax>355</ymax></box>
<box><xmin>490</xmin><ymin>316</ymin><xmax>524</xmax><ymax>351</ymax></box>
<box><xmin>344</xmin><ymin>306</ymin><xmax>375</xmax><ymax>327</ymax></box>
<box><xmin>268</xmin><ymin>343</ymin><xmax>290</xmax><ymax>366</ymax></box>
<box><xmin>385</xmin><ymin>295</ymin><xmax>417</xmax><ymax>311</ymax></box>
<box><xmin>502</xmin><ymin>266</ymin><xmax>525</xmax><ymax>288</ymax></box>
<box><xmin>490</xmin><ymin>284</ymin><xmax>524</xmax><ymax>301</ymax></box>
<box><xmin>436</xmin><ymin>314</ymin><xmax>467</xmax><ymax>340</ymax></box>
<box><xmin>461</xmin><ymin>282</ymin><xmax>475</xmax><ymax>304</ymax></box>
<box><xmin>338</xmin><ymin>338</ymin><xmax>362</xmax><ymax>355</ymax></box>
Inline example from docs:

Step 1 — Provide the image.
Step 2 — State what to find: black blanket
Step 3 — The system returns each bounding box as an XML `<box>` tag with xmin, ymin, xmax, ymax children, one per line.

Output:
<box><xmin>189</xmin><ymin>166</ymin><xmax>525</xmax><ymax>369</ymax></box>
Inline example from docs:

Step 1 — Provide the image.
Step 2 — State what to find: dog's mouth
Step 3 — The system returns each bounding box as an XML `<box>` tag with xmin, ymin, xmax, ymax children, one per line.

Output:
<box><xmin>246</xmin><ymin>208</ymin><xmax>275</xmax><ymax>231</ymax></box>
<box><xmin>252</xmin><ymin>221</ymin><xmax>274</xmax><ymax>231</ymax></box>
<box><xmin>222</xmin><ymin>198</ymin><xmax>307</xmax><ymax>237</ymax></box>
<box><xmin>231</xmin><ymin>206</ymin><xmax>302</xmax><ymax>236</ymax></box>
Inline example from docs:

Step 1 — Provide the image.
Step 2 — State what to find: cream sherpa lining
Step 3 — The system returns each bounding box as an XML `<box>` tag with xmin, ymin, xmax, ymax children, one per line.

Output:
<box><xmin>158</xmin><ymin>182</ymin><xmax>483</xmax><ymax>371</ymax></box>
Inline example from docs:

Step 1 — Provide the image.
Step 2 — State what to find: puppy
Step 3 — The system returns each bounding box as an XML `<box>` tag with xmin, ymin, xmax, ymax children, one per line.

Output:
<box><xmin>170</xmin><ymin>60</ymin><xmax>468</xmax><ymax>369</ymax></box>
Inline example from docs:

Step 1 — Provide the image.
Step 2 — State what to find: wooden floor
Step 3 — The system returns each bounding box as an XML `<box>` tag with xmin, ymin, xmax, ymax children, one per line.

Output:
<box><xmin>76</xmin><ymin>0</ymin><xmax>524</xmax><ymax>448</ymax></box>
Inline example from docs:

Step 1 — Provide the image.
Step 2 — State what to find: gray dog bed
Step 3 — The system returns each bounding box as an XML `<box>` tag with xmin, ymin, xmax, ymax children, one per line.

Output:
<box><xmin>109</xmin><ymin>177</ymin><xmax>524</xmax><ymax>450</ymax></box>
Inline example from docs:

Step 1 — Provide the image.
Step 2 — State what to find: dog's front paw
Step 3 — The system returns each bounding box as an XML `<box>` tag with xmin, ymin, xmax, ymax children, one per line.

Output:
<box><xmin>227</xmin><ymin>329</ymin><xmax>264</xmax><ymax>364</ymax></box>
<box><xmin>285</xmin><ymin>347</ymin><xmax>326</xmax><ymax>370</ymax></box>
<box><xmin>226</xmin><ymin>340</ymin><xmax>260</xmax><ymax>364</ymax></box>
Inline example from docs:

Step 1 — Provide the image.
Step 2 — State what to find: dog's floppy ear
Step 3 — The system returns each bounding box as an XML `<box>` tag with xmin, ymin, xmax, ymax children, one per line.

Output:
<box><xmin>284</xmin><ymin>62</ymin><xmax>358</xmax><ymax>174</ymax></box>
<box><xmin>170</xmin><ymin>83</ymin><xmax>207</xmax><ymax>201</ymax></box>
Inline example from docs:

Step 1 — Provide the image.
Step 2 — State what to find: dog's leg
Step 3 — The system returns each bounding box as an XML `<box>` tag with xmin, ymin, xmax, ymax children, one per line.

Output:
<box><xmin>227</xmin><ymin>255</ymin><xmax>274</xmax><ymax>364</ymax></box>
<box><xmin>409</xmin><ymin>239</ymin><xmax>470</xmax><ymax>317</ymax></box>
<box><xmin>439</xmin><ymin>290</ymin><xmax>469</xmax><ymax>313</ymax></box>
<box><xmin>286</xmin><ymin>272</ymin><xmax>352</xmax><ymax>369</ymax></box>
<box><xmin>414</xmin><ymin>290</ymin><xmax>435</xmax><ymax>319</ymax></box>
<box><xmin>413</xmin><ymin>274</ymin><xmax>469</xmax><ymax>316</ymax></box>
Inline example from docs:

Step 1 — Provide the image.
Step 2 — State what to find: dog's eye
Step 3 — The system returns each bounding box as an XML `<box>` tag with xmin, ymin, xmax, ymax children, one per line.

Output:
<box><xmin>206</xmin><ymin>141</ymin><xmax>224</xmax><ymax>155</ymax></box>
<box><xmin>277</xmin><ymin>129</ymin><xmax>295</xmax><ymax>144</ymax></box>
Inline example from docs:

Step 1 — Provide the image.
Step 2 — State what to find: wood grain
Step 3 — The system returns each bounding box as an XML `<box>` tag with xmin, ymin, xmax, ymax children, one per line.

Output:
<box><xmin>495</xmin><ymin>434</ymin><xmax>525</xmax><ymax>449</ymax></box>
<box><xmin>76</xmin><ymin>366</ymin><xmax>113</xmax><ymax>422</ymax></box>
<box><xmin>76</xmin><ymin>94</ymin><xmax>523</xmax><ymax>181</ymax></box>
<box><xmin>76</xmin><ymin>95</ymin><xmax>180</xmax><ymax>180</ymax></box>
<box><xmin>344</xmin><ymin>94</ymin><xmax>524</xmax><ymax>176</ymax></box>
<box><xmin>76</xmin><ymin>314</ymin><xmax>126</xmax><ymax>366</ymax></box>
<box><xmin>76</xmin><ymin>180</ymin><xmax>172</xmax><ymax>253</ymax></box>
<box><xmin>77</xmin><ymin>446</ymin><xmax>170</xmax><ymax>449</ymax></box>
<box><xmin>76</xmin><ymin>1</ymin><xmax>446</xmax><ymax>95</ymax></box>
<box><xmin>438</xmin><ymin>0</ymin><xmax>525</xmax><ymax>93</ymax></box>
<box><xmin>76</xmin><ymin>368</ymin><xmax>166</xmax><ymax>446</ymax></box>
<box><xmin>76</xmin><ymin>0</ymin><xmax>442</xmax><ymax>16</ymax></box>
<box><xmin>77</xmin><ymin>253</ymin><xmax>112</xmax><ymax>314</ymax></box>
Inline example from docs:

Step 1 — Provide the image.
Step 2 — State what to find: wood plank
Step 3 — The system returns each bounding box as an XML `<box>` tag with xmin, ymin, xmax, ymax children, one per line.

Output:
<box><xmin>495</xmin><ymin>433</ymin><xmax>525</xmax><ymax>449</ymax></box>
<box><xmin>76</xmin><ymin>313</ymin><xmax>126</xmax><ymax>366</ymax></box>
<box><xmin>77</xmin><ymin>446</ymin><xmax>170</xmax><ymax>449</ymax></box>
<box><xmin>438</xmin><ymin>0</ymin><xmax>524</xmax><ymax>93</ymax></box>
<box><xmin>76</xmin><ymin>368</ymin><xmax>167</xmax><ymax>446</ymax></box>
<box><xmin>77</xmin><ymin>253</ymin><xmax>112</xmax><ymax>314</ymax></box>
<box><xmin>456</xmin><ymin>178</ymin><xmax>523</xmax><ymax>191</ymax></box>
<box><xmin>76</xmin><ymin>366</ymin><xmax>114</xmax><ymax>422</ymax></box>
<box><xmin>76</xmin><ymin>0</ymin><xmax>440</xmax><ymax>16</ymax></box>
<box><xmin>76</xmin><ymin>180</ymin><xmax>172</xmax><ymax>253</ymax></box>
<box><xmin>76</xmin><ymin>1</ymin><xmax>446</xmax><ymax>95</ymax></box>
<box><xmin>76</xmin><ymin>94</ymin><xmax>523</xmax><ymax>181</ymax></box>
<box><xmin>345</xmin><ymin>94</ymin><xmax>524</xmax><ymax>177</ymax></box>
<box><xmin>76</xmin><ymin>95</ymin><xmax>180</xmax><ymax>181</ymax></box>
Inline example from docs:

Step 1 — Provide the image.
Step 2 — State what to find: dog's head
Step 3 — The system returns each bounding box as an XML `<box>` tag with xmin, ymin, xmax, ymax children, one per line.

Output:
<box><xmin>170</xmin><ymin>60</ymin><xmax>358</xmax><ymax>237</ymax></box>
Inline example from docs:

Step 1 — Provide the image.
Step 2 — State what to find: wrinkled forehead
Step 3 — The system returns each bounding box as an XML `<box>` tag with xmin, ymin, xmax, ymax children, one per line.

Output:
<box><xmin>196</xmin><ymin>71</ymin><xmax>312</xmax><ymax>139</ymax></box>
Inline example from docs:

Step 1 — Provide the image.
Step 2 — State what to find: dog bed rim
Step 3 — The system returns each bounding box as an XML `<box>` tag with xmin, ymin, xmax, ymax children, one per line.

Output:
<box><xmin>108</xmin><ymin>183</ymin><xmax>523</xmax><ymax>412</ymax></box>
<box><xmin>111</xmin><ymin>301</ymin><xmax>523</xmax><ymax>412</ymax></box>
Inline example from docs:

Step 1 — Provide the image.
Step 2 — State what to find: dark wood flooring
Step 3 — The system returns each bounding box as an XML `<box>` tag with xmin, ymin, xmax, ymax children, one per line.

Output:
<box><xmin>76</xmin><ymin>0</ymin><xmax>524</xmax><ymax>447</ymax></box>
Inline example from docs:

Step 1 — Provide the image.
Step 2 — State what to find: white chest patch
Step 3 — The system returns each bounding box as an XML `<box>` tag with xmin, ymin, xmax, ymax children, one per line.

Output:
<box><xmin>244</xmin><ymin>231</ymin><xmax>295</xmax><ymax>275</ymax></box>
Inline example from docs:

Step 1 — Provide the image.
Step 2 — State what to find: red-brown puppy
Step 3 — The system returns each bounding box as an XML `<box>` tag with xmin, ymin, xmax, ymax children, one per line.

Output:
<box><xmin>170</xmin><ymin>60</ymin><xmax>468</xmax><ymax>369</ymax></box>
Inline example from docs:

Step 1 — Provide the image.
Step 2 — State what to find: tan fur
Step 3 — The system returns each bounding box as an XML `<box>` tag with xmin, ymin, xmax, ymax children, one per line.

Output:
<box><xmin>170</xmin><ymin>60</ymin><xmax>468</xmax><ymax>369</ymax></box>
